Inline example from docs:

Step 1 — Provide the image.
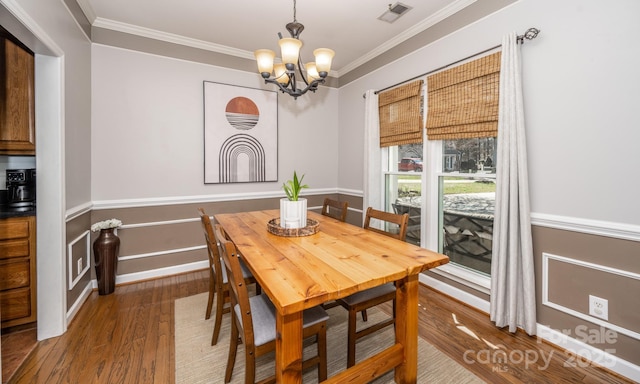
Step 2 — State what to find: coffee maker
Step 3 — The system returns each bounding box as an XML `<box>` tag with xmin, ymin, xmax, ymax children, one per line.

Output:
<box><xmin>6</xmin><ymin>169</ymin><xmax>36</xmax><ymax>209</ymax></box>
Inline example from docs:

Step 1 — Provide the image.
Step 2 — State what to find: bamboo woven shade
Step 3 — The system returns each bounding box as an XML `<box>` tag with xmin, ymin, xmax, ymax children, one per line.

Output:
<box><xmin>426</xmin><ymin>51</ymin><xmax>501</xmax><ymax>140</ymax></box>
<box><xmin>378</xmin><ymin>80</ymin><xmax>423</xmax><ymax>147</ymax></box>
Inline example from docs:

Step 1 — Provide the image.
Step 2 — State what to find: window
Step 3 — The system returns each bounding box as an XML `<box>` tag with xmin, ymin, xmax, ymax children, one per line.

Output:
<box><xmin>438</xmin><ymin>138</ymin><xmax>496</xmax><ymax>276</ymax></box>
<box><xmin>425</xmin><ymin>51</ymin><xmax>500</xmax><ymax>285</ymax></box>
<box><xmin>377</xmin><ymin>52</ymin><xmax>500</xmax><ymax>291</ymax></box>
<box><xmin>384</xmin><ymin>144</ymin><xmax>423</xmax><ymax>246</ymax></box>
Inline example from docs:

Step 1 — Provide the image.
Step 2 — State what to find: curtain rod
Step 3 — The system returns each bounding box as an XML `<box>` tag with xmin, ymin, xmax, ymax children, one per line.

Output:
<box><xmin>365</xmin><ymin>27</ymin><xmax>540</xmax><ymax>98</ymax></box>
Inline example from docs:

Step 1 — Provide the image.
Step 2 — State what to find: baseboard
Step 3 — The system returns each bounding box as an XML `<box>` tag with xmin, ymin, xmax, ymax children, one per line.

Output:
<box><xmin>66</xmin><ymin>281</ymin><xmax>93</xmax><ymax>325</ymax></box>
<box><xmin>420</xmin><ymin>273</ymin><xmax>490</xmax><ymax>313</ymax></box>
<box><xmin>88</xmin><ymin>260</ymin><xmax>208</xmax><ymax>291</ymax></box>
<box><xmin>420</xmin><ymin>273</ymin><xmax>640</xmax><ymax>382</ymax></box>
<box><xmin>113</xmin><ymin>260</ymin><xmax>209</xmax><ymax>285</ymax></box>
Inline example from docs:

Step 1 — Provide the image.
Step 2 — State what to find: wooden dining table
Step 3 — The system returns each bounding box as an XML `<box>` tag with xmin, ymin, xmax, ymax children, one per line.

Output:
<box><xmin>214</xmin><ymin>209</ymin><xmax>449</xmax><ymax>384</ymax></box>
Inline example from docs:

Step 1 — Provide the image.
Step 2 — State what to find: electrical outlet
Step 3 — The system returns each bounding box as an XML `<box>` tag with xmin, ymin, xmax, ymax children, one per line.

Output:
<box><xmin>77</xmin><ymin>258</ymin><xmax>83</xmax><ymax>275</ymax></box>
<box><xmin>589</xmin><ymin>295</ymin><xmax>608</xmax><ymax>321</ymax></box>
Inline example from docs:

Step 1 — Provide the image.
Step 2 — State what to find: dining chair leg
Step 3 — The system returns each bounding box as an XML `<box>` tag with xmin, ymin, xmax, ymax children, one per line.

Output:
<box><xmin>347</xmin><ymin>307</ymin><xmax>358</xmax><ymax>368</ymax></box>
<box><xmin>317</xmin><ymin>324</ymin><xmax>328</xmax><ymax>381</ymax></box>
<box><xmin>245</xmin><ymin>344</ymin><xmax>256</xmax><ymax>384</ymax></box>
<box><xmin>205</xmin><ymin>271</ymin><xmax>215</xmax><ymax>319</ymax></box>
<box><xmin>361</xmin><ymin>309</ymin><xmax>368</xmax><ymax>322</ymax></box>
<box><xmin>225</xmin><ymin>321</ymin><xmax>239</xmax><ymax>383</ymax></box>
<box><xmin>300</xmin><ymin>322</ymin><xmax>328</xmax><ymax>382</ymax></box>
<box><xmin>211</xmin><ymin>297</ymin><xmax>224</xmax><ymax>346</ymax></box>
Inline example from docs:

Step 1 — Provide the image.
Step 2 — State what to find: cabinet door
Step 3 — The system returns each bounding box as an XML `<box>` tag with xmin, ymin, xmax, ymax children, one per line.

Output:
<box><xmin>0</xmin><ymin>37</ymin><xmax>35</xmax><ymax>155</ymax></box>
<box><xmin>0</xmin><ymin>216</ymin><xmax>36</xmax><ymax>328</ymax></box>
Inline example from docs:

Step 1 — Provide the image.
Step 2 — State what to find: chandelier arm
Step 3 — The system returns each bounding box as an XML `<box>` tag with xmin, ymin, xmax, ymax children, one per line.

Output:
<box><xmin>298</xmin><ymin>78</ymin><xmax>324</xmax><ymax>94</ymax></box>
<box><xmin>288</xmin><ymin>69</ymin><xmax>298</xmax><ymax>92</ymax></box>
<box><xmin>295</xmin><ymin>78</ymin><xmax>324</xmax><ymax>95</ymax></box>
<box><xmin>262</xmin><ymin>77</ymin><xmax>325</xmax><ymax>99</ymax></box>
<box><xmin>263</xmin><ymin>78</ymin><xmax>297</xmax><ymax>95</ymax></box>
<box><xmin>297</xmin><ymin>55</ymin><xmax>310</xmax><ymax>87</ymax></box>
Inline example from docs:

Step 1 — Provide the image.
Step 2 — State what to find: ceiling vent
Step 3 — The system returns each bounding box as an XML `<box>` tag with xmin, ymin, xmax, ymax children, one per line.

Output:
<box><xmin>378</xmin><ymin>2</ymin><xmax>413</xmax><ymax>23</ymax></box>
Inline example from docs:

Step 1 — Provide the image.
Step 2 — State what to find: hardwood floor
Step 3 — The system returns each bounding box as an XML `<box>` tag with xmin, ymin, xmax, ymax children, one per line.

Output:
<box><xmin>1</xmin><ymin>326</ymin><xmax>37</xmax><ymax>383</ymax></box>
<box><xmin>408</xmin><ymin>286</ymin><xmax>633</xmax><ymax>384</ymax></box>
<box><xmin>2</xmin><ymin>270</ymin><xmax>633</xmax><ymax>383</ymax></box>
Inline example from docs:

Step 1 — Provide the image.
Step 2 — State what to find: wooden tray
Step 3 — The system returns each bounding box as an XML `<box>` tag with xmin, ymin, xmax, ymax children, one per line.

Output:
<box><xmin>267</xmin><ymin>218</ymin><xmax>320</xmax><ymax>237</ymax></box>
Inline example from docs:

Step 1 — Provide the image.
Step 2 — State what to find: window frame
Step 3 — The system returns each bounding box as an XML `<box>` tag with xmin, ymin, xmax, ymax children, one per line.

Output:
<box><xmin>375</xmin><ymin>81</ymin><xmax>494</xmax><ymax>294</ymax></box>
<box><xmin>424</xmin><ymin>138</ymin><xmax>491</xmax><ymax>294</ymax></box>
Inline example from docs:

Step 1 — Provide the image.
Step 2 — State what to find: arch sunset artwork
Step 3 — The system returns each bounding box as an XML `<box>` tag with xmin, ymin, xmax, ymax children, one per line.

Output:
<box><xmin>203</xmin><ymin>82</ymin><xmax>278</xmax><ymax>184</ymax></box>
<box><xmin>225</xmin><ymin>97</ymin><xmax>260</xmax><ymax>130</ymax></box>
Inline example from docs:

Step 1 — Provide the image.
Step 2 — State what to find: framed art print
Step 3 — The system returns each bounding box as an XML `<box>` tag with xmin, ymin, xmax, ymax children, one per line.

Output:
<box><xmin>203</xmin><ymin>81</ymin><xmax>278</xmax><ymax>184</ymax></box>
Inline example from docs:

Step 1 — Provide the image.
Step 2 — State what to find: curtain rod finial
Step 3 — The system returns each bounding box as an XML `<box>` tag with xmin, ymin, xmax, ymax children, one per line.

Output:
<box><xmin>517</xmin><ymin>27</ymin><xmax>540</xmax><ymax>44</ymax></box>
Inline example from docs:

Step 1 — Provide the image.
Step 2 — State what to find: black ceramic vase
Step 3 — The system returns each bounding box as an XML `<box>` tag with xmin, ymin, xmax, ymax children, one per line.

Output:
<box><xmin>93</xmin><ymin>228</ymin><xmax>120</xmax><ymax>295</ymax></box>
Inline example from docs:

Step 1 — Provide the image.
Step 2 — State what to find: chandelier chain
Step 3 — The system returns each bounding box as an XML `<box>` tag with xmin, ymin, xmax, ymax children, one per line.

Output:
<box><xmin>293</xmin><ymin>0</ymin><xmax>297</xmax><ymax>22</ymax></box>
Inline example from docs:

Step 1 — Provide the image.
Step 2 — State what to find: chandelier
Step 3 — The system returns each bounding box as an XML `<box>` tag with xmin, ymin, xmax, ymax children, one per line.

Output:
<box><xmin>254</xmin><ymin>0</ymin><xmax>335</xmax><ymax>99</ymax></box>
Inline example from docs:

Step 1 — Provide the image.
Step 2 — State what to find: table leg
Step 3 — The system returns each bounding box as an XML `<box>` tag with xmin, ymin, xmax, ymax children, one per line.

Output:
<box><xmin>395</xmin><ymin>274</ymin><xmax>419</xmax><ymax>384</ymax></box>
<box><xmin>276</xmin><ymin>310</ymin><xmax>303</xmax><ymax>383</ymax></box>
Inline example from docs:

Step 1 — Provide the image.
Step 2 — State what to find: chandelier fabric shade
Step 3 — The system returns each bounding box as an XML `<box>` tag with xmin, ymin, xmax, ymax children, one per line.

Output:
<box><xmin>279</xmin><ymin>38</ymin><xmax>302</xmax><ymax>65</ymax></box>
<box><xmin>255</xmin><ymin>49</ymin><xmax>275</xmax><ymax>74</ymax></box>
<box><xmin>254</xmin><ymin>0</ymin><xmax>335</xmax><ymax>99</ymax></box>
<box><xmin>313</xmin><ymin>48</ymin><xmax>334</xmax><ymax>73</ymax></box>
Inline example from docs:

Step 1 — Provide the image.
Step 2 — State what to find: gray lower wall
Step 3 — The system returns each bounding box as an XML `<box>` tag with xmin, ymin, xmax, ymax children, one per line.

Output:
<box><xmin>65</xmin><ymin>211</ymin><xmax>92</xmax><ymax>310</ymax></box>
<box><xmin>65</xmin><ymin>193</ymin><xmax>363</xmax><ymax>309</ymax></box>
<box><xmin>532</xmin><ymin>226</ymin><xmax>640</xmax><ymax>367</ymax></box>
<box><xmin>66</xmin><ymin>195</ymin><xmax>639</xmax><ymax>368</ymax></box>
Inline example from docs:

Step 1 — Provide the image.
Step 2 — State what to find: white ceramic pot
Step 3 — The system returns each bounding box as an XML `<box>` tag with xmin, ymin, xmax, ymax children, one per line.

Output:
<box><xmin>280</xmin><ymin>198</ymin><xmax>307</xmax><ymax>229</ymax></box>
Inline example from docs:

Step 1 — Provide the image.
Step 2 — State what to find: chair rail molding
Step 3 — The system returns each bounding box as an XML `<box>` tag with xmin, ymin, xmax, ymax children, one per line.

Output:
<box><xmin>90</xmin><ymin>188</ymin><xmax>341</xmax><ymax>210</ymax></box>
<box><xmin>531</xmin><ymin>213</ymin><xmax>640</xmax><ymax>242</ymax></box>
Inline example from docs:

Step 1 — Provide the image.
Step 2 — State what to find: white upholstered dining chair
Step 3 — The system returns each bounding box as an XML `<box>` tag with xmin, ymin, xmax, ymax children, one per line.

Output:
<box><xmin>214</xmin><ymin>224</ymin><xmax>330</xmax><ymax>383</ymax></box>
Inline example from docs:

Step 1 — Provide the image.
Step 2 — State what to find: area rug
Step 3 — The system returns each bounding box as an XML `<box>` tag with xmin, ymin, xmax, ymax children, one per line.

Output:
<box><xmin>175</xmin><ymin>293</ymin><xmax>483</xmax><ymax>383</ymax></box>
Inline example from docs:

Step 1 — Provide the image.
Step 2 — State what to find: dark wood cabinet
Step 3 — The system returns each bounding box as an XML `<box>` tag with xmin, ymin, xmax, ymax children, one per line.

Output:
<box><xmin>0</xmin><ymin>216</ymin><xmax>37</xmax><ymax>328</ymax></box>
<box><xmin>0</xmin><ymin>33</ymin><xmax>35</xmax><ymax>155</ymax></box>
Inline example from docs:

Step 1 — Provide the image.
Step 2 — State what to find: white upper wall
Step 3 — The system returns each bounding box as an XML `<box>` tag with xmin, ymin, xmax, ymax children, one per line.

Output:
<box><xmin>338</xmin><ymin>0</ymin><xmax>640</xmax><ymax>226</ymax></box>
<box><xmin>91</xmin><ymin>45</ymin><xmax>339</xmax><ymax>202</ymax></box>
<box><xmin>1</xmin><ymin>0</ymin><xmax>92</xmax><ymax>210</ymax></box>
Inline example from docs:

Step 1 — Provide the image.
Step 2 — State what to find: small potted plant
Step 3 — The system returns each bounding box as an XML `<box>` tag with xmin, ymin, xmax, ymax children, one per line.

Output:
<box><xmin>280</xmin><ymin>171</ymin><xmax>309</xmax><ymax>229</ymax></box>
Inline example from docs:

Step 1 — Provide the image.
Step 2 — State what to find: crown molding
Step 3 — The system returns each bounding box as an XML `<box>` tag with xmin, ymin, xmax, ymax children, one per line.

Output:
<box><xmin>81</xmin><ymin>0</ymin><xmax>474</xmax><ymax>79</ymax></box>
<box><xmin>92</xmin><ymin>17</ymin><xmax>255</xmax><ymax>60</ymax></box>
<box><xmin>75</xmin><ymin>0</ymin><xmax>96</xmax><ymax>23</ymax></box>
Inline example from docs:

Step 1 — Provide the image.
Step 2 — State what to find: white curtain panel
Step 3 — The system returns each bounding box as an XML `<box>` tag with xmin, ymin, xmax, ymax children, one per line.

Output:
<box><xmin>490</xmin><ymin>32</ymin><xmax>537</xmax><ymax>335</ymax></box>
<box><xmin>363</xmin><ymin>90</ymin><xmax>382</xmax><ymax>223</ymax></box>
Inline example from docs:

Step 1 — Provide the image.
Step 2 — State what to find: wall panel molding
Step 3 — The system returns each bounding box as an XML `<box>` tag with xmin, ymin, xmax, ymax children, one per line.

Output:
<box><xmin>542</xmin><ymin>252</ymin><xmax>640</xmax><ymax>341</ymax></box>
<box><xmin>119</xmin><ymin>245</ymin><xmax>206</xmax><ymax>262</ymax></box>
<box><xmin>67</xmin><ymin>229</ymin><xmax>90</xmax><ymax>290</ymax></box>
